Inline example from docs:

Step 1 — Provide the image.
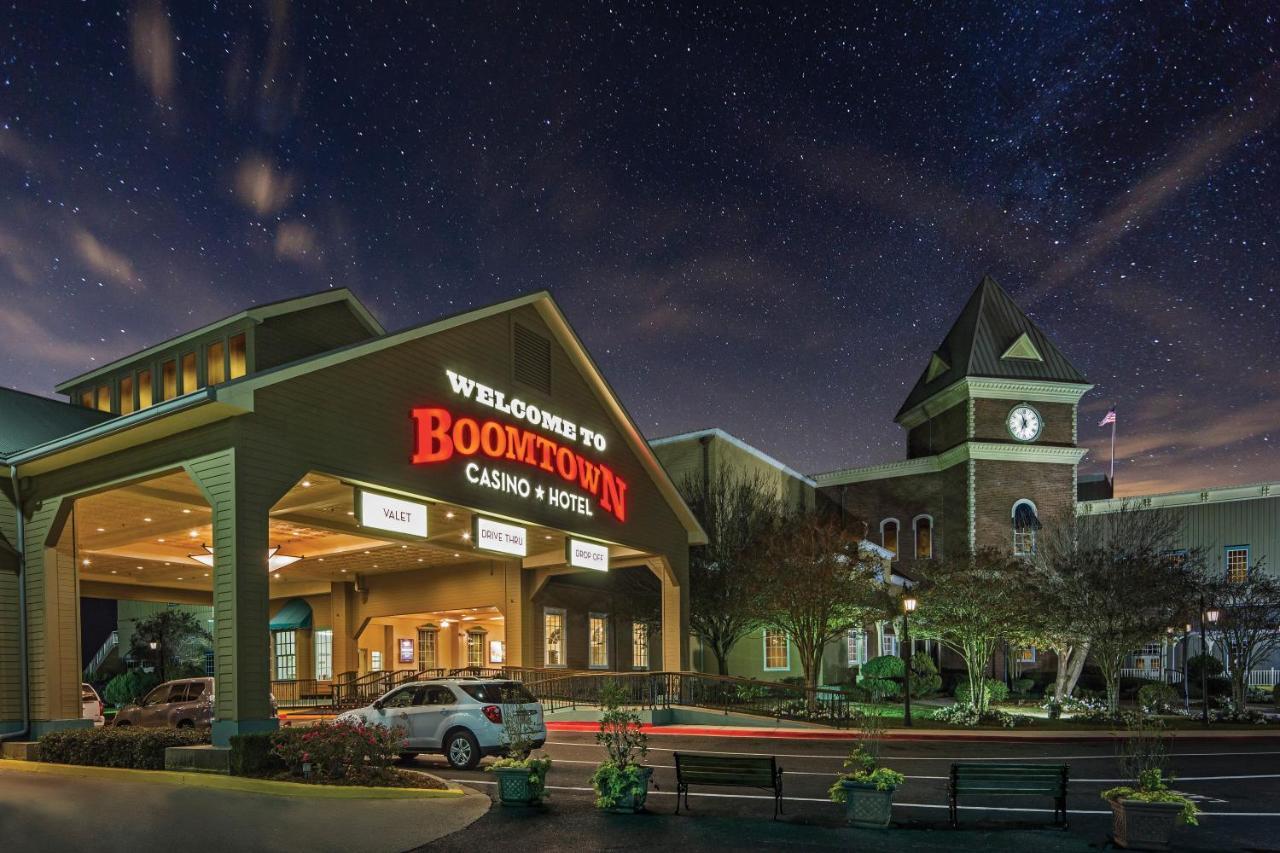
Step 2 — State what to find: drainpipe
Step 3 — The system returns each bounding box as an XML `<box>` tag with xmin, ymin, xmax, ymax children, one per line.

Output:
<box><xmin>1</xmin><ymin>464</ymin><xmax>30</xmax><ymax>743</ymax></box>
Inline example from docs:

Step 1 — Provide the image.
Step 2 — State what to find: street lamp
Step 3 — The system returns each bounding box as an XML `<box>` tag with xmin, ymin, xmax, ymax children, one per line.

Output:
<box><xmin>902</xmin><ymin>594</ymin><xmax>917</xmax><ymax>728</ymax></box>
<box><xmin>148</xmin><ymin>640</ymin><xmax>164</xmax><ymax>682</ymax></box>
<box><xmin>1200</xmin><ymin>600</ymin><xmax>1219</xmax><ymax>727</ymax></box>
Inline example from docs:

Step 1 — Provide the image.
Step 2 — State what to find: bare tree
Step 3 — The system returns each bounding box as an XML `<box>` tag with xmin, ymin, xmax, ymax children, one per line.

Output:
<box><xmin>682</xmin><ymin>468</ymin><xmax>784</xmax><ymax>675</ymax></box>
<box><xmin>1207</xmin><ymin>564</ymin><xmax>1280</xmax><ymax>710</ymax></box>
<box><xmin>1039</xmin><ymin>504</ymin><xmax>1200</xmax><ymax>715</ymax></box>
<box><xmin>754</xmin><ymin>512</ymin><xmax>888</xmax><ymax>697</ymax></box>
<box><xmin>910</xmin><ymin>548</ymin><xmax>1040</xmax><ymax>714</ymax></box>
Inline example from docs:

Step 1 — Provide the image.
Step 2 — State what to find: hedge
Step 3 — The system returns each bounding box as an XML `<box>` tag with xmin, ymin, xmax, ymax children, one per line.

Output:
<box><xmin>861</xmin><ymin>654</ymin><xmax>906</xmax><ymax>679</ymax></box>
<box><xmin>953</xmin><ymin>678</ymin><xmax>1009</xmax><ymax>706</ymax></box>
<box><xmin>39</xmin><ymin>726</ymin><xmax>209</xmax><ymax>770</ymax></box>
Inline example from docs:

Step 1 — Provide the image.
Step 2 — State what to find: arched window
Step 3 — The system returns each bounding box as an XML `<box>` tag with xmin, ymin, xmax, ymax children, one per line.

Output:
<box><xmin>1012</xmin><ymin>499</ymin><xmax>1041</xmax><ymax>556</ymax></box>
<box><xmin>913</xmin><ymin>515</ymin><xmax>933</xmax><ymax>560</ymax></box>
<box><xmin>880</xmin><ymin>519</ymin><xmax>899</xmax><ymax>556</ymax></box>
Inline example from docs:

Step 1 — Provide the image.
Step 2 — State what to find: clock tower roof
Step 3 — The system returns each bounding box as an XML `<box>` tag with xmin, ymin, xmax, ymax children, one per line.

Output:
<box><xmin>895</xmin><ymin>275</ymin><xmax>1088</xmax><ymax>421</ymax></box>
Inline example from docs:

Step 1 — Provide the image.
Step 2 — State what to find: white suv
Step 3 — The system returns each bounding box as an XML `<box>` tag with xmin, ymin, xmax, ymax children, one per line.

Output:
<box><xmin>336</xmin><ymin>678</ymin><xmax>546</xmax><ymax>770</ymax></box>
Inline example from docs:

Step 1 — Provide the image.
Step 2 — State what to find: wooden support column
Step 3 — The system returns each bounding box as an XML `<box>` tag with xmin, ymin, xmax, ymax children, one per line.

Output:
<box><xmin>23</xmin><ymin>497</ymin><xmax>86</xmax><ymax>735</ymax></box>
<box><xmin>500</xmin><ymin>561</ymin><xmax>526</xmax><ymax>668</ymax></box>
<box><xmin>328</xmin><ymin>582</ymin><xmax>358</xmax><ymax>678</ymax></box>
<box><xmin>648</xmin><ymin>557</ymin><xmax>687</xmax><ymax>672</ymax></box>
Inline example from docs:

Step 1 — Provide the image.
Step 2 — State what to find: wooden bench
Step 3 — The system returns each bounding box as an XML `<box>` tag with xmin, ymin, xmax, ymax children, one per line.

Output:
<box><xmin>674</xmin><ymin>752</ymin><xmax>784</xmax><ymax>819</ymax></box>
<box><xmin>948</xmin><ymin>763</ymin><xmax>1069</xmax><ymax>828</ymax></box>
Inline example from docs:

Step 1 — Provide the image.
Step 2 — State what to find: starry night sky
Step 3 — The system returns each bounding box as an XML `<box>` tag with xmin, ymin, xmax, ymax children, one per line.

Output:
<box><xmin>1</xmin><ymin>2</ymin><xmax>1277</xmax><ymax>495</ymax></box>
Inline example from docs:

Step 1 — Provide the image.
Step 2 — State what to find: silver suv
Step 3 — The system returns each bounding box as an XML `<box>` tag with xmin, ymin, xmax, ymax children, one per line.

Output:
<box><xmin>113</xmin><ymin>677</ymin><xmax>279</xmax><ymax>729</ymax></box>
<box><xmin>336</xmin><ymin>679</ymin><xmax>546</xmax><ymax>770</ymax></box>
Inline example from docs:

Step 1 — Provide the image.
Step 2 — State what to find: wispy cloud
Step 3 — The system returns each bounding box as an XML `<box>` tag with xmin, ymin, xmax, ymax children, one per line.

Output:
<box><xmin>233</xmin><ymin>154</ymin><xmax>295</xmax><ymax>216</ymax></box>
<box><xmin>72</xmin><ymin>228</ymin><xmax>142</xmax><ymax>290</ymax></box>
<box><xmin>0</xmin><ymin>308</ymin><xmax>106</xmax><ymax>369</ymax></box>
<box><xmin>274</xmin><ymin>221</ymin><xmax>321</xmax><ymax>265</ymax></box>
<box><xmin>128</xmin><ymin>0</ymin><xmax>177</xmax><ymax>105</ymax></box>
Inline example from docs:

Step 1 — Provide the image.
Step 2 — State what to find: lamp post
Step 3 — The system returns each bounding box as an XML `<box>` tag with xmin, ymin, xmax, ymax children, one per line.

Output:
<box><xmin>149</xmin><ymin>639</ymin><xmax>164</xmax><ymax>683</ymax></box>
<box><xmin>902</xmin><ymin>594</ymin><xmax>917</xmax><ymax>728</ymax></box>
<box><xmin>1182</xmin><ymin>623</ymin><xmax>1192</xmax><ymax>712</ymax></box>
<box><xmin>1200</xmin><ymin>598</ymin><xmax>1220</xmax><ymax>727</ymax></box>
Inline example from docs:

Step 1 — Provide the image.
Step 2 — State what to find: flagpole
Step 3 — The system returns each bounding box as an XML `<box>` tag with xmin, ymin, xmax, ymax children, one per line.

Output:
<box><xmin>1109</xmin><ymin>407</ymin><xmax>1116</xmax><ymax>483</ymax></box>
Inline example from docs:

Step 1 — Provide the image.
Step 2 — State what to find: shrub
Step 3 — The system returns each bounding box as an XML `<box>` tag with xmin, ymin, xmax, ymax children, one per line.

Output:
<box><xmin>272</xmin><ymin>720</ymin><xmax>403</xmax><ymax>784</ymax></box>
<box><xmin>932</xmin><ymin>704</ymin><xmax>1027</xmax><ymax>728</ymax></box>
<box><xmin>229</xmin><ymin>730</ymin><xmax>292</xmax><ymax>777</ymax></box>
<box><xmin>860</xmin><ymin>677</ymin><xmax>901</xmax><ymax>700</ymax></box>
<box><xmin>909</xmin><ymin>653</ymin><xmax>942</xmax><ymax>698</ymax></box>
<box><xmin>39</xmin><ymin>726</ymin><xmax>208</xmax><ymax>770</ymax></box>
<box><xmin>1274</xmin><ymin>684</ymin><xmax>1280</xmax><ymax>708</ymax></box>
<box><xmin>1010</xmin><ymin>678</ymin><xmax>1036</xmax><ymax>698</ymax></box>
<box><xmin>1187</xmin><ymin>654</ymin><xmax>1223</xmax><ymax>682</ymax></box>
<box><xmin>953</xmin><ymin>678</ymin><xmax>1009</xmax><ymax>706</ymax></box>
<box><xmin>861</xmin><ymin>654</ymin><xmax>905</xmax><ymax>680</ymax></box>
<box><xmin>1137</xmin><ymin>683</ymin><xmax>1180</xmax><ymax>715</ymax></box>
<box><xmin>103</xmin><ymin>669</ymin><xmax>159</xmax><ymax>708</ymax></box>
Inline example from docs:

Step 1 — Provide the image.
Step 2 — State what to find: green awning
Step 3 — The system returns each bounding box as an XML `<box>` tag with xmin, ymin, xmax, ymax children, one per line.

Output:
<box><xmin>270</xmin><ymin>598</ymin><xmax>312</xmax><ymax>631</ymax></box>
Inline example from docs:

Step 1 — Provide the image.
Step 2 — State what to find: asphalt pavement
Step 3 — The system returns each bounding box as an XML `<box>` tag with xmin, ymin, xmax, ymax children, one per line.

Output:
<box><xmin>417</xmin><ymin>730</ymin><xmax>1280</xmax><ymax>851</ymax></box>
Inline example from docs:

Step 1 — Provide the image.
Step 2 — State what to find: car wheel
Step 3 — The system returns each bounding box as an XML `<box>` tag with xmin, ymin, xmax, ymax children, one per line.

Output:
<box><xmin>398</xmin><ymin>752</ymin><xmax>419</xmax><ymax>763</ymax></box>
<box><xmin>444</xmin><ymin>730</ymin><xmax>480</xmax><ymax>770</ymax></box>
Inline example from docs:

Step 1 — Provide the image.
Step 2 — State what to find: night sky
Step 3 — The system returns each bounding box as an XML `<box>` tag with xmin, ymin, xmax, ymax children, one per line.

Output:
<box><xmin>2</xmin><ymin>3</ymin><xmax>1278</xmax><ymax>496</ymax></box>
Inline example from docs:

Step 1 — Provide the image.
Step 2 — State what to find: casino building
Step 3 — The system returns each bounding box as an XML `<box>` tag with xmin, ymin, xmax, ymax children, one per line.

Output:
<box><xmin>0</xmin><ymin>289</ymin><xmax>704</xmax><ymax>743</ymax></box>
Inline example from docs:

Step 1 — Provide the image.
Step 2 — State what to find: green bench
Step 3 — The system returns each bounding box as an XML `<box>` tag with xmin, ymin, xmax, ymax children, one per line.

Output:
<box><xmin>674</xmin><ymin>752</ymin><xmax>784</xmax><ymax>819</ymax></box>
<box><xmin>949</xmin><ymin>762</ymin><xmax>1069</xmax><ymax>828</ymax></box>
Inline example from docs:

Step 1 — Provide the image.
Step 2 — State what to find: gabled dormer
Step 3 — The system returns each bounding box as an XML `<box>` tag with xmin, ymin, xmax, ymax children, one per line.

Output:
<box><xmin>56</xmin><ymin>289</ymin><xmax>383</xmax><ymax>416</ymax></box>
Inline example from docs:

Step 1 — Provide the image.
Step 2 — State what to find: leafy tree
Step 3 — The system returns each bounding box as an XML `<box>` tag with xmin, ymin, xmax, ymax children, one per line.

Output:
<box><xmin>1205</xmin><ymin>565</ymin><xmax>1280</xmax><ymax>709</ymax></box>
<box><xmin>911</xmin><ymin>548</ymin><xmax>1040</xmax><ymax>714</ymax></box>
<box><xmin>681</xmin><ymin>469</ymin><xmax>784</xmax><ymax>675</ymax></box>
<box><xmin>129</xmin><ymin>610</ymin><xmax>212</xmax><ymax>683</ymax></box>
<box><xmin>1039</xmin><ymin>505</ymin><xmax>1200</xmax><ymax>715</ymax></box>
<box><xmin>103</xmin><ymin>668</ymin><xmax>159</xmax><ymax>707</ymax></box>
<box><xmin>754</xmin><ymin>513</ymin><xmax>888</xmax><ymax>699</ymax></box>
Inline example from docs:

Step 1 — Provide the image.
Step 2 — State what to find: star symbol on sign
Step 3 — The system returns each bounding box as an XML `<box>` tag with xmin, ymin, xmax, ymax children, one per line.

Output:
<box><xmin>535</xmin><ymin>485</ymin><xmax>545</xmax><ymax>500</ymax></box>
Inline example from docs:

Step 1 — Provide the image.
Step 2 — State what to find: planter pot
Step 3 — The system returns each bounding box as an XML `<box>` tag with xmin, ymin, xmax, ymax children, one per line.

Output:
<box><xmin>1109</xmin><ymin>799</ymin><xmax>1185</xmax><ymax>850</ymax></box>
<box><xmin>606</xmin><ymin>766</ymin><xmax>654</xmax><ymax>814</ymax></box>
<box><xmin>840</xmin><ymin>779</ymin><xmax>896</xmax><ymax>829</ymax></box>
<box><xmin>493</xmin><ymin>765</ymin><xmax>543</xmax><ymax>807</ymax></box>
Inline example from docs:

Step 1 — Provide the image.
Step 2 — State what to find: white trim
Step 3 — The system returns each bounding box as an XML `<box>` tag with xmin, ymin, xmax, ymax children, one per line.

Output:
<box><xmin>816</xmin><ymin>442</ymin><xmax>1088</xmax><ymax>485</ymax></box>
<box><xmin>1012</xmin><ymin>499</ymin><xmax>1038</xmax><ymax>556</ymax></box>
<box><xmin>879</xmin><ymin>518</ymin><xmax>900</xmax><ymax>556</ymax></box>
<box><xmin>913</xmin><ymin>514</ymin><xmax>934</xmax><ymax>560</ymax></box>
<box><xmin>543</xmin><ymin>606</ymin><xmax>567</xmax><ymax>669</ymax></box>
<box><xmin>1081</xmin><ymin>482</ymin><xmax>1279</xmax><ymax>514</ymax></box>
<box><xmin>762</xmin><ymin>628</ymin><xmax>790</xmax><ymax>672</ymax></box>
<box><xmin>588</xmin><ymin>612</ymin><xmax>610</xmax><ymax>670</ymax></box>
<box><xmin>897</xmin><ymin>377</ymin><xmax>1093</xmax><ymax>429</ymax></box>
<box><xmin>1010</xmin><ymin>498</ymin><xmax>1038</xmax><ymax>518</ymax></box>
<box><xmin>648</xmin><ymin>428</ymin><xmax>817</xmax><ymax>487</ymax></box>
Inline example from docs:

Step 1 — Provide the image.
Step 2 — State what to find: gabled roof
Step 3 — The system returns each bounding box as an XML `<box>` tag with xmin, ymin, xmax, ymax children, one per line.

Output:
<box><xmin>55</xmin><ymin>288</ymin><xmax>384</xmax><ymax>393</ymax></box>
<box><xmin>0</xmin><ymin>386</ymin><xmax>113</xmax><ymax>457</ymax></box>
<box><xmin>896</xmin><ymin>275</ymin><xmax>1088</xmax><ymax>420</ymax></box>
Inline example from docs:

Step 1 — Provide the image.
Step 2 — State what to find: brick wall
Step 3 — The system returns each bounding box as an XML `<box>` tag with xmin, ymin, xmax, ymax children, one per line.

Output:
<box><xmin>973</xmin><ymin>399</ymin><xmax>1075</xmax><ymax>446</ymax></box>
<box><xmin>824</xmin><ymin>470</ymin><xmax>955</xmax><ymax>559</ymax></box>
<box><xmin>972</xmin><ymin>460</ymin><xmax>1075</xmax><ymax>551</ymax></box>
<box><xmin>906</xmin><ymin>401</ymin><xmax>968</xmax><ymax>458</ymax></box>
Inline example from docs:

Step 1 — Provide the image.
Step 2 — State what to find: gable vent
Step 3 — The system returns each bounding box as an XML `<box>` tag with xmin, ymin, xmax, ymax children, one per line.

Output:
<box><xmin>512</xmin><ymin>322</ymin><xmax>552</xmax><ymax>394</ymax></box>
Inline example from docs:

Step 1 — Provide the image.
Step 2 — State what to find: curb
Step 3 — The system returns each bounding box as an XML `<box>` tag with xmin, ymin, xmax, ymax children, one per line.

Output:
<box><xmin>543</xmin><ymin>721</ymin><xmax>1280</xmax><ymax>743</ymax></box>
<box><xmin>0</xmin><ymin>759</ymin><xmax>468</xmax><ymax>799</ymax></box>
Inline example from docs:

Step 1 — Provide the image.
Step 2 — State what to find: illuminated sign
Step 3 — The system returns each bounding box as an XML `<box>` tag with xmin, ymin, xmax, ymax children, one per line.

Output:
<box><xmin>473</xmin><ymin>517</ymin><xmax>528</xmax><ymax>557</ymax></box>
<box><xmin>567</xmin><ymin>538</ymin><xmax>609</xmax><ymax>572</ymax></box>
<box><xmin>446</xmin><ymin>370</ymin><xmax>607</xmax><ymax>451</ymax></box>
<box><xmin>489</xmin><ymin>640</ymin><xmax>505</xmax><ymax>664</ymax></box>
<box><xmin>398</xmin><ymin>638</ymin><xmax>415</xmax><ymax>664</ymax></box>
<box><xmin>358</xmin><ymin>490</ymin><xmax>429</xmax><ymax>538</ymax></box>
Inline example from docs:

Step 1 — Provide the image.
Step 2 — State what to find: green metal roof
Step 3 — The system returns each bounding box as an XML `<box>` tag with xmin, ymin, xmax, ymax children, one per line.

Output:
<box><xmin>895</xmin><ymin>275</ymin><xmax>1089</xmax><ymax>420</ymax></box>
<box><xmin>0</xmin><ymin>386</ymin><xmax>114</xmax><ymax>457</ymax></box>
<box><xmin>269</xmin><ymin>598</ymin><xmax>312</xmax><ymax>631</ymax></box>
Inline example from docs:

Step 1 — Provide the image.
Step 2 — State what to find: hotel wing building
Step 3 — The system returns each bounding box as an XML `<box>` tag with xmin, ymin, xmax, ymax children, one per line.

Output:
<box><xmin>0</xmin><ymin>290</ymin><xmax>704</xmax><ymax>743</ymax></box>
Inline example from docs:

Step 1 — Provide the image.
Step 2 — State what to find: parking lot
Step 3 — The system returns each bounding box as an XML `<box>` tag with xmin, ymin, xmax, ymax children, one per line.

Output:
<box><xmin>418</xmin><ymin>729</ymin><xmax>1280</xmax><ymax>851</ymax></box>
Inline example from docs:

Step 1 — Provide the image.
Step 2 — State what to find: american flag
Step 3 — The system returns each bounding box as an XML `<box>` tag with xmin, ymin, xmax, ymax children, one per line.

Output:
<box><xmin>1098</xmin><ymin>408</ymin><xmax>1116</xmax><ymax>427</ymax></box>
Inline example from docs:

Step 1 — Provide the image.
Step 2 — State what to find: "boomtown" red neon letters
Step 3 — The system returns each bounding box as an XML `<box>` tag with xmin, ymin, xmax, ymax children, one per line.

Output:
<box><xmin>410</xmin><ymin>406</ymin><xmax>628</xmax><ymax>522</ymax></box>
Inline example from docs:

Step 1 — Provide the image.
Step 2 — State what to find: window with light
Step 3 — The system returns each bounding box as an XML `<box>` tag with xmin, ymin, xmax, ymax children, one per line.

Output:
<box><xmin>632</xmin><ymin>622</ymin><xmax>649</xmax><ymax>670</ymax></box>
<box><xmin>273</xmin><ymin>631</ymin><xmax>296</xmax><ymax>680</ymax></box>
<box><xmin>313</xmin><ymin>629</ymin><xmax>333</xmax><ymax>680</ymax></box>
<box><xmin>467</xmin><ymin>630</ymin><xmax>487</xmax><ymax>668</ymax></box>
<box><xmin>764</xmin><ymin>629</ymin><xmax>789</xmax><ymax>670</ymax></box>
<box><xmin>544</xmin><ymin>609</ymin><xmax>565</xmax><ymax>667</ymax></box>
<box><xmin>589</xmin><ymin>614</ymin><xmax>609</xmax><ymax>669</ymax></box>
<box><xmin>1012</xmin><ymin>500</ymin><xmax>1040</xmax><ymax>556</ymax></box>
<box><xmin>914</xmin><ymin>516</ymin><xmax>932</xmax><ymax>560</ymax></box>
<box><xmin>417</xmin><ymin>627</ymin><xmax>438</xmax><ymax>670</ymax></box>
<box><xmin>1226</xmin><ymin>547</ymin><xmax>1249</xmax><ymax>583</ymax></box>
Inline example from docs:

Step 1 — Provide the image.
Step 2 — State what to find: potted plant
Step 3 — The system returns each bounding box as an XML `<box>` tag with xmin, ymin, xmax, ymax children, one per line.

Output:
<box><xmin>589</xmin><ymin>681</ymin><xmax>652</xmax><ymax>813</ymax></box>
<box><xmin>1102</xmin><ymin>719</ymin><xmax>1199</xmax><ymax>850</ymax></box>
<box><xmin>487</xmin><ymin>686</ymin><xmax>552</xmax><ymax>807</ymax></box>
<box><xmin>829</xmin><ymin>710</ymin><xmax>904</xmax><ymax>828</ymax></box>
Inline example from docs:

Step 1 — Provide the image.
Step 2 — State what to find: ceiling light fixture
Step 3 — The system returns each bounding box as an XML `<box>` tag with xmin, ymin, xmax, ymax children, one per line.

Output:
<box><xmin>188</xmin><ymin>544</ymin><xmax>302</xmax><ymax>573</ymax></box>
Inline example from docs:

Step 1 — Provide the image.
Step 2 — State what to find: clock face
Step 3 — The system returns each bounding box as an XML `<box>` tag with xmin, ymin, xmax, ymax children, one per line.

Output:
<box><xmin>1007</xmin><ymin>405</ymin><xmax>1042</xmax><ymax>442</ymax></box>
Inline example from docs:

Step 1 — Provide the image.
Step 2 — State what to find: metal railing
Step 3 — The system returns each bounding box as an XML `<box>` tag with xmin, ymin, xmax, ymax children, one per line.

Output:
<box><xmin>83</xmin><ymin>630</ymin><xmax>119</xmax><ymax>681</ymax></box>
<box><xmin>1119</xmin><ymin>667</ymin><xmax>1280</xmax><ymax>689</ymax></box>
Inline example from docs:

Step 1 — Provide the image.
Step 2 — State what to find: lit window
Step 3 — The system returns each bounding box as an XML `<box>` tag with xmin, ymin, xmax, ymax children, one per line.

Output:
<box><xmin>181</xmin><ymin>352</ymin><xmax>199</xmax><ymax>394</ymax></box>
<box><xmin>914</xmin><ymin>516</ymin><xmax>933</xmax><ymax>560</ymax></box>
<box><xmin>206</xmin><ymin>340</ymin><xmax>226</xmax><ymax>385</ymax></box>
<box><xmin>589</xmin><ymin>613</ymin><xmax>609</xmax><ymax>669</ymax></box>
<box><xmin>632</xmin><ymin>622</ymin><xmax>649</xmax><ymax>670</ymax></box>
<box><xmin>314</xmin><ymin>629</ymin><xmax>333</xmax><ymax>680</ymax></box>
<box><xmin>370</xmin><ymin>650</ymin><xmax>383</xmax><ymax>671</ymax></box>
<box><xmin>229</xmin><ymin>333</ymin><xmax>247</xmax><ymax>379</ymax></box>
<box><xmin>881</xmin><ymin>631</ymin><xmax>899</xmax><ymax>659</ymax></box>
<box><xmin>465</xmin><ymin>630</ymin><xmax>487</xmax><ymax>668</ymax></box>
<box><xmin>79</xmin><ymin>389</ymin><xmax>93</xmax><ymax>408</ymax></box>
<box><xmin>119</xmin><ymin>374</ymin><xmax>135</xmax><ymax>414</ymax></box>
<box><xmin>881</xmin><ymin>519</ymin><xmax>899</xmax><ymax>556</ymax></box>
<box><xmin>137</xmin><ymin>369</ymin><xmax>153</xmax><ymax>409</ymax></box>
<box><xmin>417</xmin><ymin>627</ymin><xmax>438</xmax><ymax>670</ymax></box>
<box><xmin>544</xmin><ymin>608</ymin><xmax>565</xmax><ymax>667</ymax></box>
<box><xmin>1226</xmin><ymin>547</ymin><xmax>1249</xmax><ymax>583</ymax></box>
<box><xmin>161</xmin><ymin>360</ymin><xmax>177</xmax><ymax>400</ymax></box>
<box><xmin>273</xmin><ymin>631</ymin><xmax>296</xmax><ymax>680</ymax></box>
<box><xmin>1012</xmin><ymin>500</ymin><xmax>1040</xmax><ymax>556</ymax></box>
<box><xmin>763</xmin><ymin>629</ymin><xmax>789</xmax><ymax>671</ymax></box>
<box><xmin>95</xmin><ymin>384</ymin><xmax>112</xmax><ymax>413</ymax></box>
<box><xmin>1016</xmin><ymin>647</ymin><xmax>1037</xmax><ymax>664</ymax></box>
<box><xmin>847</xmin><ymin>629</ymin><xmax>867</xmax><ymax>665</ymax></box>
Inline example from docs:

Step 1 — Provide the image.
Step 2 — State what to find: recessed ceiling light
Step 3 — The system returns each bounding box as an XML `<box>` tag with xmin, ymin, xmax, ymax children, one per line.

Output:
<box><xmin>346</xmin><ymin>511</ymin><xmax>354</xmax><ymax>516</ymax></box>
<box><xmin>373</xmin><ymin>564</ymin><xmax>378</xmax><ymax>568</ymax></box>
<box><xmin>202</xmin><ymin>573</ymin><xmax>209</xmax><ymax>577</ymax></box>
<box><xmin>453</xmin><ymin>553</ymin><xmax>460</xmax><ymax>558</ymax></box>
<box><xmin>96</xmin><ymin>527</ymin><xmax>105</xmax><ymax>533</ymax></box>
<box><xmin>189</xmin><ymin>530</ymin><xmax>198</xmax><ymax>537</ymax></box>
<box><xmin>318</xmin><ymin>558</ymin><xmax>325</xmax><ymax>562</ymax></box>
<box><xmin>143</xmin><ymin>517</ymin><xmax>152</xmax><ymax>523</ymax></box>
<box><xmin>182</xmin><ymin>509</ymin><xmax>191</xmax><ymax>514</ymax></box>
<box><xmin>461</xmin><ymin>533</ymin><xmax>471</xmax><ymax>541</ymax></box>
<box><xmin>417</xmin><ymin>557</ymin><xmax>423</xmax><ymax>562</ymax></box>
<box><xmin>135</xmin><ymin>565</ymin><xmax>143</xmax><ymax>570</ymax></box>
<box><xmin>163</xmin><ymin>562</ymin><xmax>170</xmax><ymax>566</ymax></box>
<box><xmin>363</xmin><ymin>550</ymin><xmax>370</xmax><ymax>555</ymax></box>
<box><xmin>302</xmin><ymin>480</ymin><xmax>312</xmax><ymax>488</ymax></box>
<box><xmin>544</xmin><ymin>535</ymin><xmax>552</xmax><ymax>540</ymax></box>
<box><xmin>176</xmin><ymin>577</ymin><xmax>183</xmax><ymax>581</ymax></box>
<box><xmin>445</xmin><ymin>511</ymin><xmax>455</xmax><ymax>519</ymax></box>
<box><xmin>401</xmin><ymin>545</ymin><xmax>407</xmax><ymax>549</ymax></box>
<box><xmin>82</xmin><ymin>558</ymin><xmax>90</xmax><ymax>566</ymax></box>
<box><xmin>340</xmin><ymin>568</ymin><xmax>347</xmax><ymax>573</ymax></box>
<box><xmin>157</xmin><ymin>538</ymin><xmax>166</xmax><ymax>543</ymax></box>
<box><xmin>110</xmin><ymin>570</ymin><xmax>117</xmax><ymax>575</ymax></box>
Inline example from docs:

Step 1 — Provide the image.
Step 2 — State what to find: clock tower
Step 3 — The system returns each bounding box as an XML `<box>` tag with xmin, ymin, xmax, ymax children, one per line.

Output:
<box><xmin>817</xmin><ymin>276</ymin><xmax>1092</xmax><ymax>559</ymax></box>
